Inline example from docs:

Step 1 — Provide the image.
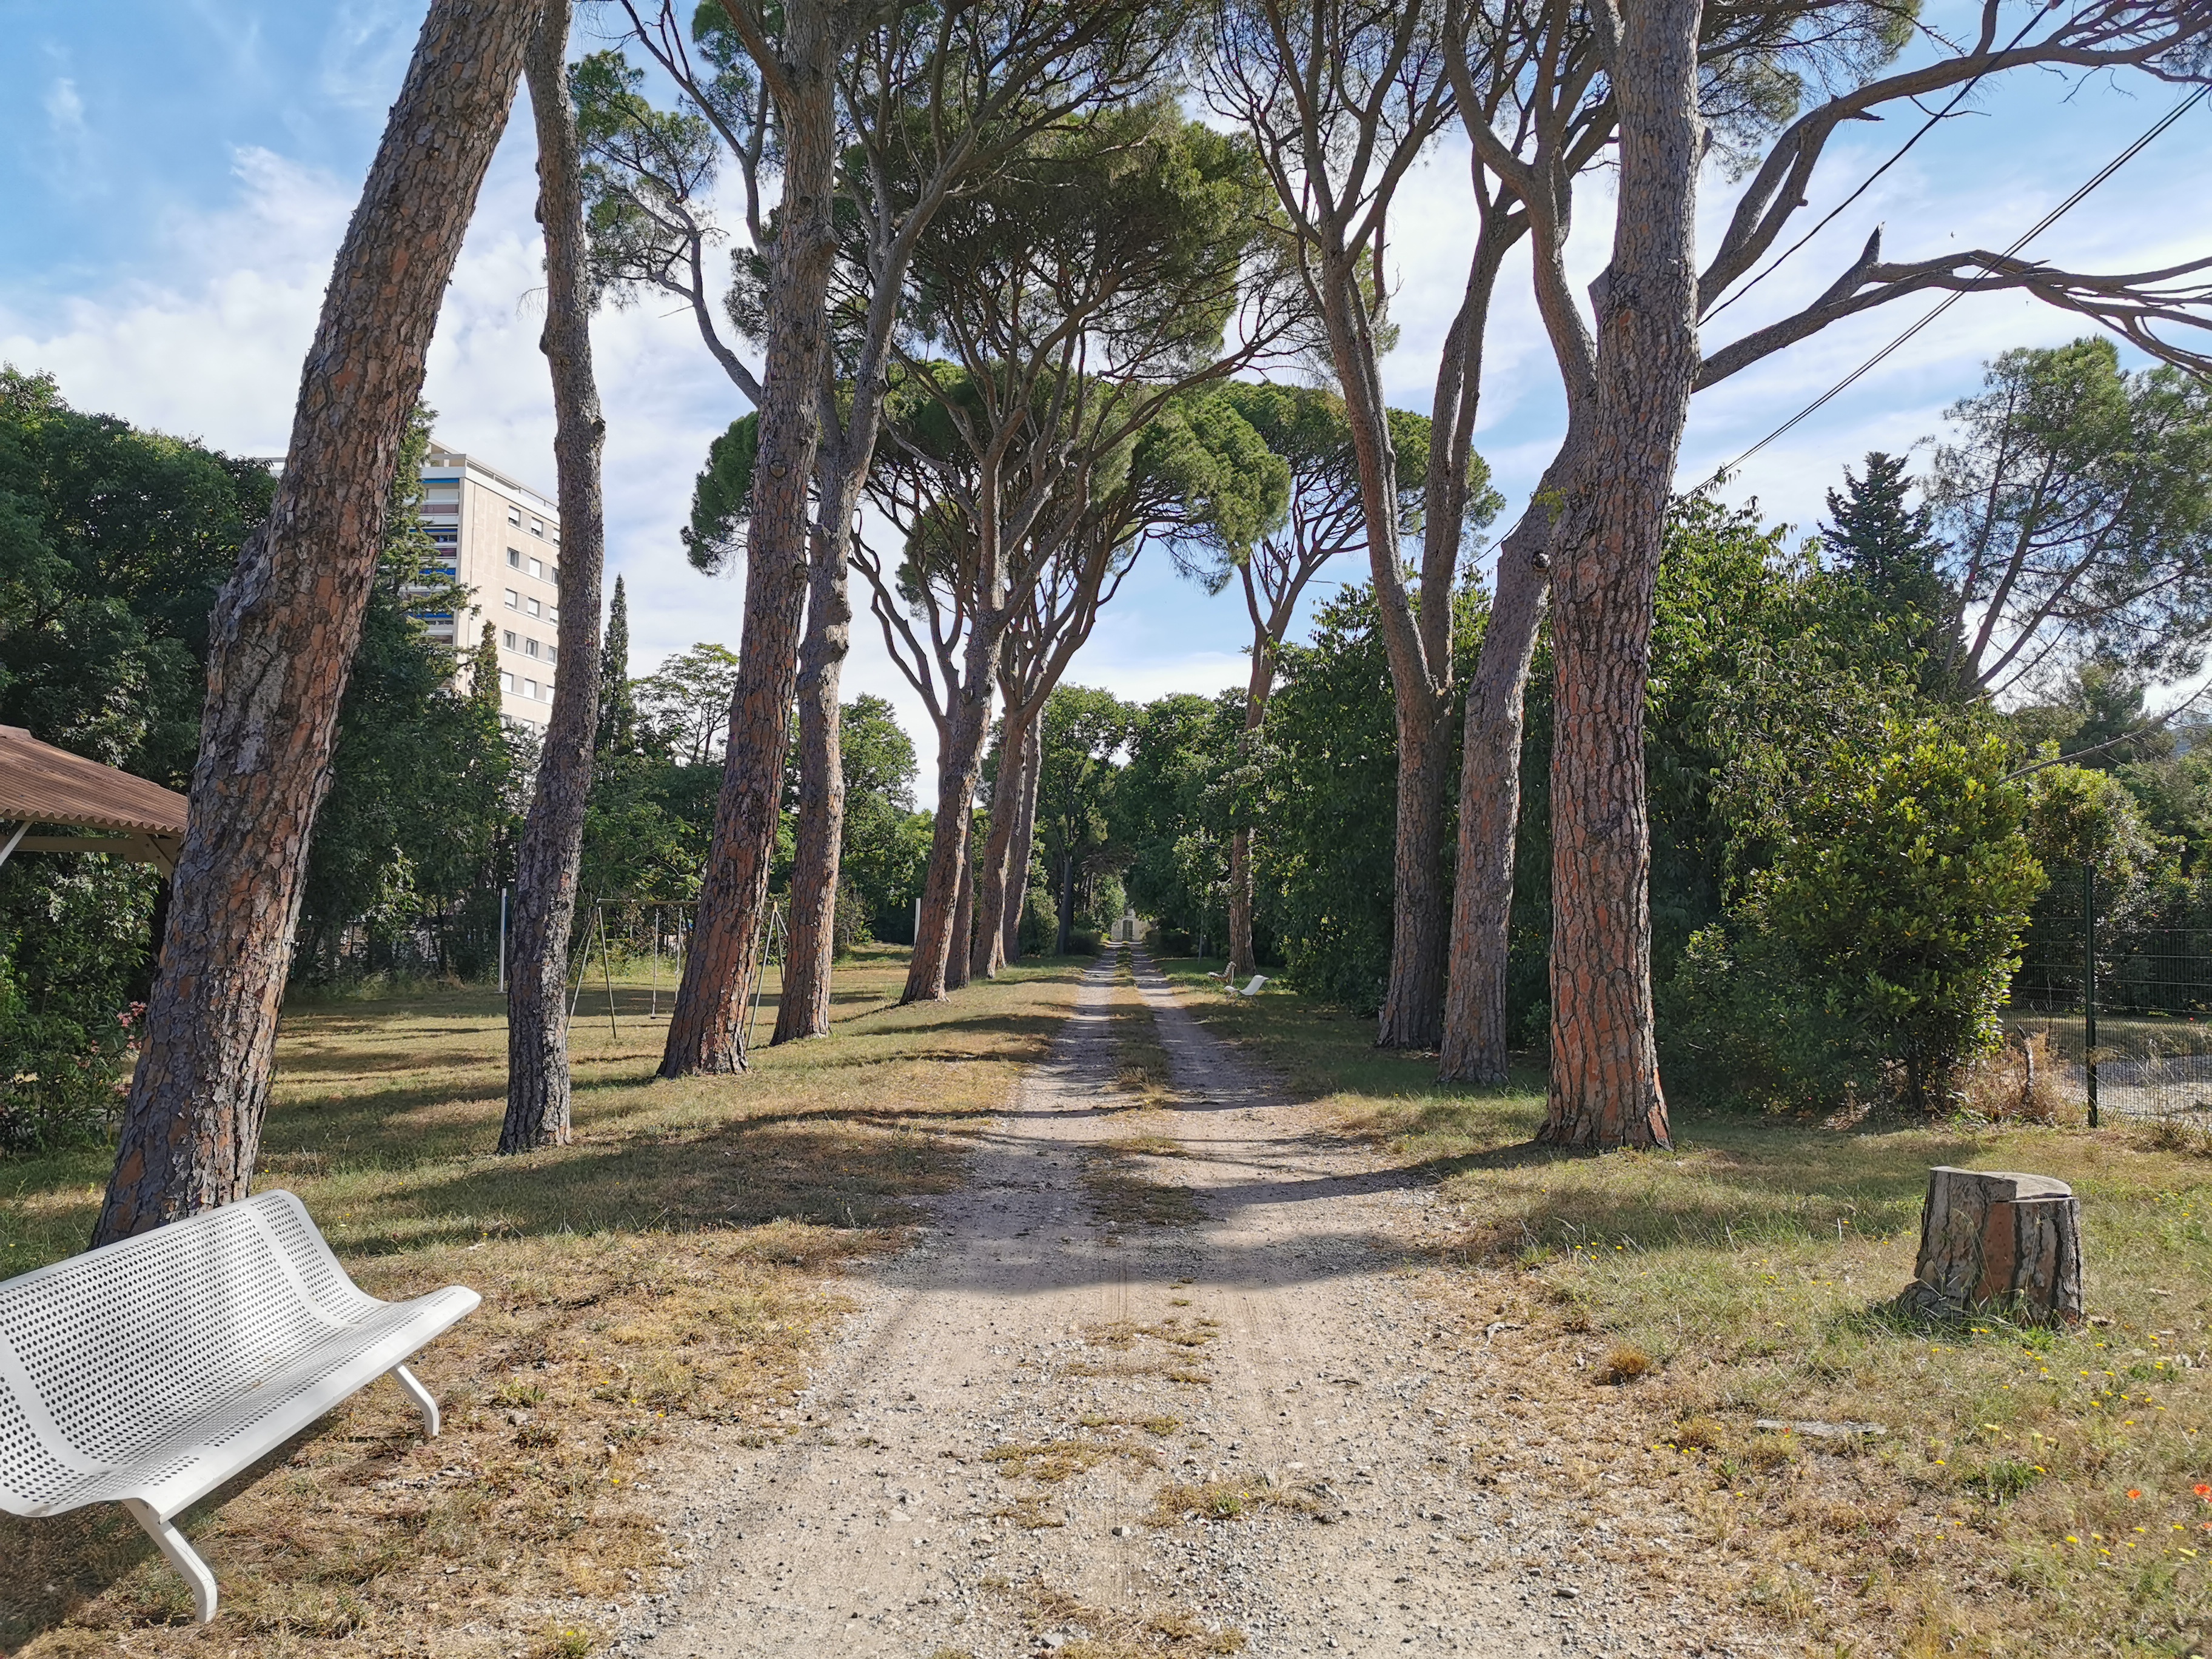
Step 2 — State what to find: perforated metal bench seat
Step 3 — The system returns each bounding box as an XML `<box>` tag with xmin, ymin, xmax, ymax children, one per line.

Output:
<box><xmin>0</xmin><ymin>1190</ymin><xmax>478</xmax><ymax>1621</ymax></box>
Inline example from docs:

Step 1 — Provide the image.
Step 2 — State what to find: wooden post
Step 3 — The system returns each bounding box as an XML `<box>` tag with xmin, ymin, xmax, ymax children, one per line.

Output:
<box><xmin>1899</xmin><ymin>1167</ymin><xmax>2083</xmax><ymax>1325</ymax></box>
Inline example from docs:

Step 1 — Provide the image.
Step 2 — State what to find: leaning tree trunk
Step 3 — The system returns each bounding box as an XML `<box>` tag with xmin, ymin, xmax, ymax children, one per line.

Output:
<box><xmin>1002</xmin><ymin>718</ymin><xmax>1042</xmax><ymax>961</ymax></box>
<box><xmin>93</xmin><ymin>0</ymin><xmax>535</xmax><ymax>1245</ymax></box>
<box><xmin>1438</xmin><ymin>472</ymin><xmax>1564</xmax><ymax>1085</ymax></box>
<box><xmin>774</xmin><ymin>497</ymin><xmax>853</xmax><ymax>1044</ymax></box>
<box><xmin>1541</xmin><ymin>0</ymin><xmax>1703</xmax><ymax>1151</ymax></box>
<box><xmin>660</xmin><ymin>9</ymin><xmax>842</xmax><ymax>1076</ymax></box>
<box><xmin>905</xmin><ymin>659</ymin><xmax>996</xmax><ymax>1002</ymax></box>
<box><xmin>502</xmin><ymin>0</ymin><xmax>609</xmax><ymax>1153</ymax></box>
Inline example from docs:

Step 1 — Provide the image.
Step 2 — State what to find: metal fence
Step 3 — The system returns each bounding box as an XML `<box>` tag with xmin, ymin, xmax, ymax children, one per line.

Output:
<box><xmin>2009</xmin><ymin>865</ymin><xmax>2212</xmax><ymax>1128</ymax></box>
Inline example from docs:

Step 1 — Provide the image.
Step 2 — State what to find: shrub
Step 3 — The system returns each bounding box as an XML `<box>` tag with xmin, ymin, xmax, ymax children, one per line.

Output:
<box><xmin>1669</xmin><ymin>720</ymin><xmax>2043</xmax><ymax>1112</ymax></box>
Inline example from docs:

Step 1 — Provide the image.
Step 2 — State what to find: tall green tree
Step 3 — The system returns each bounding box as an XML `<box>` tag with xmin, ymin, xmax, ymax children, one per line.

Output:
<box><xmin>1034</xmin><ymin>687</ymin><xmax>1135</xmax><ymax>953</ymax></box>
<box><xmin>0</xmin><ymin>367</ymin><xmax>274</xmax><ymax>784</ymax></box>
<box><xmin>588</xmin><ymin>0</ymin><xmax>1185</xmax><ymax>1072</ymax></box>
<box><xmin>1932</xmin><ymin>340</ymin><xmax>2212</xmax><ymax>700</ymax></box>
<box><xmin>596</xmin><ymin>574</ymin><xmax>638</xmax><ymax>756</ymax></box>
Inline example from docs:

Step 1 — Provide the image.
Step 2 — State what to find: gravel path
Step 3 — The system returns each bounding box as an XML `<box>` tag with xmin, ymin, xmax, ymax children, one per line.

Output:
<box><xmin>624</xmin><ymin>949</ymin><xmax>1758</xmax><ymax>1658</ymax></box>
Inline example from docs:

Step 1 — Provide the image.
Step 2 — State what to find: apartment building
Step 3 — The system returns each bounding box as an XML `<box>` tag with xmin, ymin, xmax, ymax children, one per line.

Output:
<box><xmin>417</xmin><ymin>449</ymin><xmax>565</xmax><ymax>728</ymax></box>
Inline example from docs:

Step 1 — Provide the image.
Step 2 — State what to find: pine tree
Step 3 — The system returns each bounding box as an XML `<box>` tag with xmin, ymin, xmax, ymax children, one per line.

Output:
<box><xmin>470</xmin><ymin>620</ymin><xmax>503</xmax><ymax>716</ymax></box>
<box><xmin>1823</xmin><ymin>451</ymin><xmax>1960</xmax><ymax>688</ymax></box>
<box><xmin>596</xmin><ymin>574</ymin><xmax>637</xmax><ymax>755</ymax></box>
<box><xmin>1823</xmin><ymin>452</ymin><xmax>1951</xmax><ymax>620</ymax></box>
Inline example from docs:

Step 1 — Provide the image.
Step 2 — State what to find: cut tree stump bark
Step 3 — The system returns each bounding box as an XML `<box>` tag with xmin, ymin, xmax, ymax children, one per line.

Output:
<box><xmin>1897</xmin><ymin>1166</ymin><xmax>2083</xmax><ymax>1326</ymax></box>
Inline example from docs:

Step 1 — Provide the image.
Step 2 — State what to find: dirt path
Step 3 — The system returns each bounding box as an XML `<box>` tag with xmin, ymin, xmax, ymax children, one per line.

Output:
<box><xmin>624</xmin><ymin>950</ymin><xmax>1761</xmax><ymax>1658</ymax></box>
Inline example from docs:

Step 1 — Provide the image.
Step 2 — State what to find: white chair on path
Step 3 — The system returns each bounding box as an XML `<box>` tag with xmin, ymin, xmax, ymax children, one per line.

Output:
<box><xmin>0</xmin><ymin>1189</ymin><xmax>479</xmax><ymax>1622</ymax></box>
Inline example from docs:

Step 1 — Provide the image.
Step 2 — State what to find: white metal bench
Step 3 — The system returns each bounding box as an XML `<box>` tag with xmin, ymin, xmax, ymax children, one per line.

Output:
<box><xmin>0</xmin><ymin>1189</ymin><xmax>479</xmax><ymax>1622</ymax></box>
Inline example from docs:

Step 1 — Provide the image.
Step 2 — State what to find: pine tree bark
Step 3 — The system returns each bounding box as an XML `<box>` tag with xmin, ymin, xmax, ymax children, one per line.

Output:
<box><xmin>1003</xmin><ymin>717</ymin><xmax>1042</xmax><ymax>960</ymax></box>
<box><xmin>1438</xmin><ymin>471</ymin><xmax>1564</xmax><ymax>1084</ymax></box>
<box><xmin>93</xmin><ymin>0</ymin><xmax>535</xmax><ymax>1245</ymax></box>
<box><xmin>660</xmin><ymin>5</ymin><xmax>842</xmax><ymax>1075</ymax></box>
<box><xmin>903</xmin><ymin>638</ymin><xmax>996</xmax><ymax>1001</ymax></box>
<box><xmin>773</xmin><ymin>494</ymin><xmax>852</xmax><ymax>1043</ymax></box>
<box><xmin>947</xmin><ymin>825</ymin><xmax>976</xmax><ymax>991</ymax></box>
<box><xmin>1541</xmin><ymin>0</ymin><xmax>1703</xmax><ymax>1151</ymax></box>
<box><xmin>502</xmin><ymin>0</ymin><xmax>608</xmax><ymax>1153</ymax></box>
<box><xmin>971</xmin><ymin>702</ymin><xmax>1034</xmax><ymax>982</ymax></box>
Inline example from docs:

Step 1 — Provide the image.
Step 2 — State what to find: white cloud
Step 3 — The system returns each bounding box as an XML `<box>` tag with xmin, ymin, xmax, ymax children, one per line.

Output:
<box><xmin>4</xmin><ymin>49</ymin><xmax>2205</xmax><ymax>788</ymax></box>
<box><xmin>44</xmin><ymin>76</ymin><xmax>85</xmax><ymax>138</ymax></box>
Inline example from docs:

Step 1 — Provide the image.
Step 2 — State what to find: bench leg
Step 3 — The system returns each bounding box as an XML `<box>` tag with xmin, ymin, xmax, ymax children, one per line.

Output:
<box><xmin>121</xmin><ymin>1498</ymin><xmax>218</xmax><ymax>1624</ymax></box>
<box><xmin>389</xmin><ymin>1362</ymin><xmax>441</xmax><ymax>1438</ymax></box>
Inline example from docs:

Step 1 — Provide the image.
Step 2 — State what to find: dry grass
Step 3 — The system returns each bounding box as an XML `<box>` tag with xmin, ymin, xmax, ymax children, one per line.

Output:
<box><xmin>981</xmin><ymin>1435</ymin><xmax>1161</xmax><ymax>1484</ymax></box>
<box><xmin>1142</xmin><ymin>1478</ymin><xmax>1331</xmax><ymax>1527</ymax></box>
<box><xmin>1155</xmin><ymin>955</ymin><xmax>2212</xmax><ymax>1659</ymax></box>
<box><xmin>999</xmin><ymin>1576</ymin><xmax>1246</xmax><ymax>1657</ymax></box>
<box><xmin>0</xmin><ymin>945</ymin><xmax>1088</xmax><ymax>1657</ymax></box>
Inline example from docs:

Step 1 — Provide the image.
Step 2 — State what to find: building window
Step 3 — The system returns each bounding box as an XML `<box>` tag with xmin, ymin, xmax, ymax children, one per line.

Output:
<box><xmin>549</xmin><ymin>606</ymin><xmax>560</xmax><ymax>624</ymax></box>
<box><xmin>523</xmin><ymin>678</ymin><xmax>538</xmax><ymax>700</ymax></box>
<box><xmin>502</xmin><ymin>629</ymin><xmax>517</xmax><ymax>649</ymax></box>
<box><xmin>525</xmin><ymin>637</ymin><xmax>540</xmax><ymax>659</ymax></box>
<box><xmin>551</xmin><ymin>563</ymin><xmax>560</xmax><ymax>581</ymax></box>
<box><xmin>529</xmin><ymin>518</ymin><xmax>545</xmax><ymax>537</ymax></box>
<box><xmin>508</xmin><ymin>506</ymin><xmax>521</xmax><ymax>526</ymax></box>
<box><xmin>548</xmin><ymin>644</ymin><xmax>558</xmax><ymax>666</ymax></box>
<box><xmin>508</xmin><ymin>548</ymin><xmax>521</xmax><ymax>568</ymax></box>
<box><xmin>525</xmin><ymin>597</ymin><xmax>541</xmax><ymax>618</ymax></box>
<box><xmin>528</xmin><ymin>557</ymin><xmax>543</xmax><ymax>580</ymax></box>
<box><xmin>500</xmin><ymin>671</ymin><xmax>515</xmax><ymax>693</ymax></box>
<box><xmin>503</xmin><ymin>588</ymin><xmax>520</xmax><ymax>609</ymax></box>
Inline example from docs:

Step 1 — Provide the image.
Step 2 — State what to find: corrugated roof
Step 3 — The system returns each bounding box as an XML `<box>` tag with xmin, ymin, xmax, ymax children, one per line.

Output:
<box><xmin>0</xmin><ymin>726</ymin><xmax>189</xmax><ymax>836</ymax></box>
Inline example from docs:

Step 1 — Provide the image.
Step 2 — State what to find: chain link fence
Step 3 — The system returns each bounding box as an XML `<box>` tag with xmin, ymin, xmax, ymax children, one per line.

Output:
<box><xmin>2009</xmin><ymin>865</ymin><xmax>2212</xmax><ymax>1129</ymax></box>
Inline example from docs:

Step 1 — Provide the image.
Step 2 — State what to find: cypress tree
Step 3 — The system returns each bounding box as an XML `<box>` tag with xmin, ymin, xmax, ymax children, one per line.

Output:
<box><xmin>1823</xmin><ymin>452</ymin><xmax>1950</xmax><ymax>620</ymax></box>
<box><xmin>596</xmin><ymin>574</ymin><xmax>637</xmax><ymax>755</ymax></box>
<box><xmin>470</xmin><ymin>620</ymin><xmax>503</xmax><ymax>717</ymax></box>
<box><xmin>1823</xmin><ymin>451</ymin><xmax>1958</xmax><ymax>685</ymax></box>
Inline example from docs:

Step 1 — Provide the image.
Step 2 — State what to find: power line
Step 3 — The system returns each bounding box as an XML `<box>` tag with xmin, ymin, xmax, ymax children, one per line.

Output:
<box><xmin>1712</xmin><ymin>84</ymin><xmax>2210</xmax><ymax>483</ymax></box>
<box><xmin>1703</xmin><ymin>10</ymin><xmax>2047</xmax><ymax>324</ymax></box>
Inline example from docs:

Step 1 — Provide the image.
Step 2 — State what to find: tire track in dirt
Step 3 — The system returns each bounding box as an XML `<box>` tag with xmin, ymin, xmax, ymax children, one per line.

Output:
<box><xmin>628</xmin><ymin>948</ymin><xmax>1767</xmax><ymax>1658</ymax></box>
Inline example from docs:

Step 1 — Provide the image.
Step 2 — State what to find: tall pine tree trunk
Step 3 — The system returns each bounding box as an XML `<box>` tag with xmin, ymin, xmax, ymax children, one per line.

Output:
<box><xmin>1542</xmin><ymin>0</ymin><xmax>1703</xmax><ymax>1150</ymax></box>
<box><xmin>971</xmin><ymin>702</ymin><xmax>1034</xmax><ymax>981</ymax></box>
<box><xmin>773</xmin><ymin>497</ymin><xmax>853</xmax><ymax>1043</ymax></box>
<box><xmin>94</xmin><ymin>0</ymin><xmax>535</xmax><ymax>1245</ymax></box>
<box><xmin>903</xmin><ymin>631</ymin><xmax>998</xmax><ymax>1002</ymax></box>
<box><xmin>1382</xmin><ymin>705</ymin><xmax>1453</xmax><ymax>1045</ymax></box>
<box><xmin>660</xmin><ymin>7</ymin><xmax>842</xmax><ymax>1076</ymax></box>
<box><xmin>1002</xmin><ymin>719</ymin><xmax>1042</xmax><ymax>960</ymax></box>
<box><xmin>1438</xmin><ymin>474</ymin><xmax>1564</xmax><ymax>1084</ymax></box>
<box><xmin>503</xmin><ymin>0</ymin><xmax>609</xmax><ymax>1153</ymax></box>
<box><xmin>947</xmin><ymin>828</ymin><xmax>976</xmax><ymax>991</ymax></box>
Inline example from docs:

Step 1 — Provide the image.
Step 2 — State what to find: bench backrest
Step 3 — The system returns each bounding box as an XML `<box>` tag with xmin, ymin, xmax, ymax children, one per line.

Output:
<box><xmin>0</xmin><ymin>1191</ymin><xmax>374</xmax><ymax>1511</ymax></box>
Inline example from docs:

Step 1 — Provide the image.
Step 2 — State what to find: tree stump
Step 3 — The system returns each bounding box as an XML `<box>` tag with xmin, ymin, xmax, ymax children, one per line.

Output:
<box><xmin>1898</xmin><ymin>1167</ymin><xmax>2083</xmax><ymax>1325</ymax></box>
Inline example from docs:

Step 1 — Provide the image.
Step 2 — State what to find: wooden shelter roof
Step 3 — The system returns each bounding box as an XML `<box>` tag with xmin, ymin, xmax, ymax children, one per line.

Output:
<box><xmin>0</xmin><ymin>726</ymin><xmax>187</xmax><ymax>837</ymax></box>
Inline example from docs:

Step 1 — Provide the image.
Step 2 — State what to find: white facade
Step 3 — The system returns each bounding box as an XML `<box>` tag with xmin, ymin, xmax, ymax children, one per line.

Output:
<box><xmin>417</xmin><ymin>449</ymin><xmax>563</xmax><ymax>729</ymax></box>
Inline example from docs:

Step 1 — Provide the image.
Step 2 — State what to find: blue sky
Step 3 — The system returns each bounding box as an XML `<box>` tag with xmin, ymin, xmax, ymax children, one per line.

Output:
<box><xmin>5</xmin><ymin>1</ymin><xmax>2210</xmax><ymax>769</ymax></box>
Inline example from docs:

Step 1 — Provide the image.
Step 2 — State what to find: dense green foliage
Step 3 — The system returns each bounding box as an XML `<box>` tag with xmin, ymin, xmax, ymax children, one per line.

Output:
<box><xmin>0</xmin><ymin>370</ymin><xmax>271</xmax><ymax>1148</ymax></box>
